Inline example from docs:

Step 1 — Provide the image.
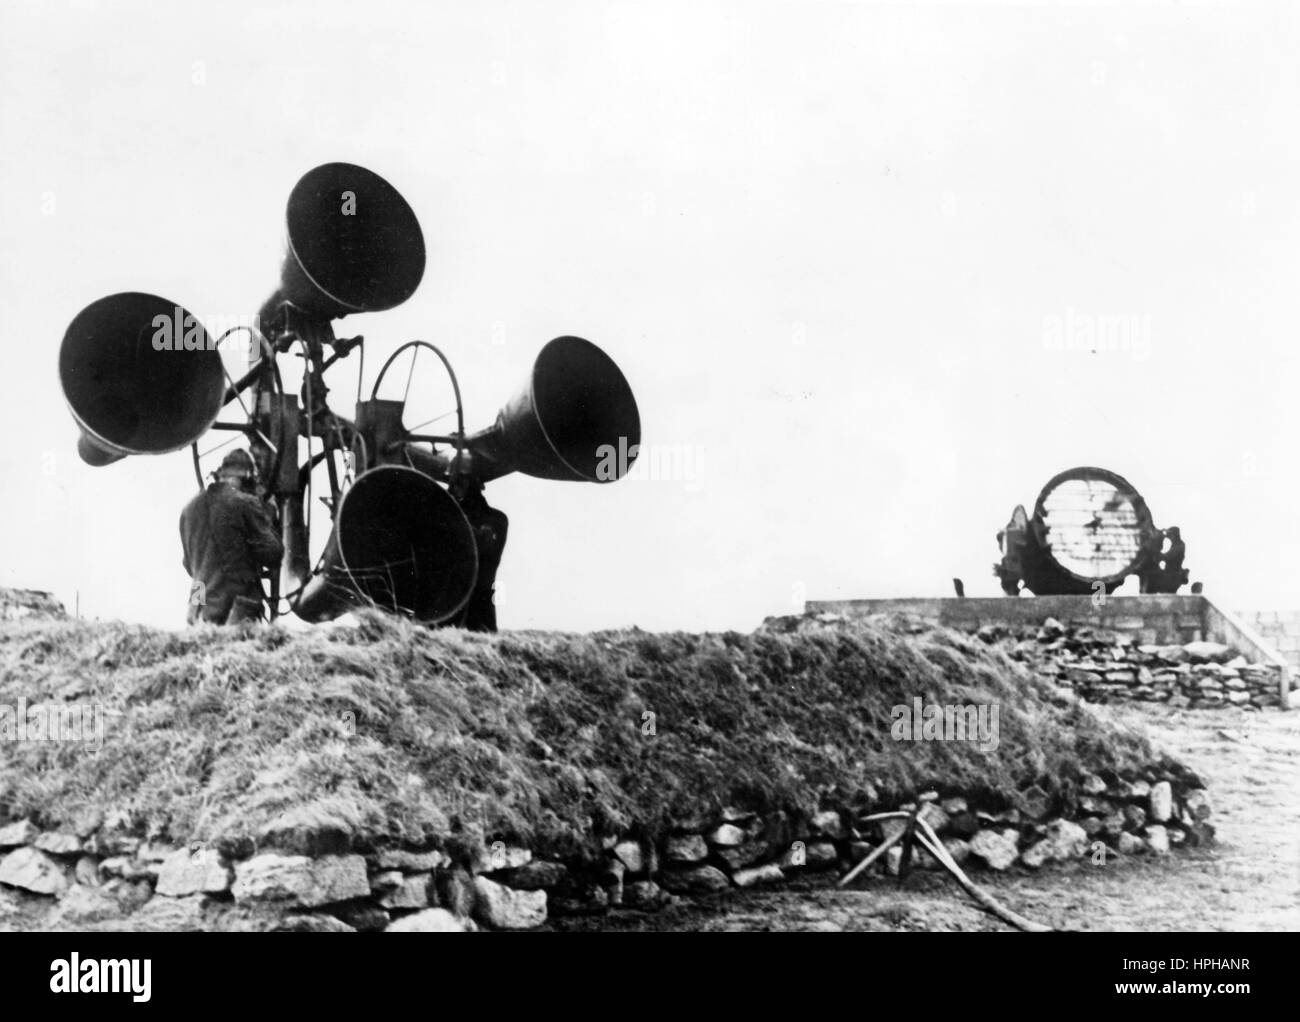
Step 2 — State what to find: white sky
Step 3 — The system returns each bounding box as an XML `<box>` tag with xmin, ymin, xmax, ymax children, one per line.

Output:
<box><xmin>2</xmin><ymin>0</ymin><xmax>1298</xmax><ymax>632</ymax></box>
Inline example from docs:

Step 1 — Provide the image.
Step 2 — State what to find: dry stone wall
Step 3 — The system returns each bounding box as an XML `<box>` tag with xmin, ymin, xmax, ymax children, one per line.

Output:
<box><xmin>971</xmin><ymin>618</ymin><xmax>1293</xmax><ymax>709</ymax></box>
<box><xmin>0</xmin><ymin>763</ymin><xmax>1213</xmax><ymax>932</ymax></box>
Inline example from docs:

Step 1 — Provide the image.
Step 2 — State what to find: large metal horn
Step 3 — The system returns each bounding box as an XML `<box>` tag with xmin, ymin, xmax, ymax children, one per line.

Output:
<box><xmin>285</xmin><ymin>465</ymin><xmax>478</xmax><ymax>623</ymax></box>
<box><xmin>266</xmin><ymin>162</ymin><xmax>426</xmax><ymax>322</ymax></box>
<box><xmin>463</xmin><ymin>336</ymin><xmax>641</xmax><ymax>482</ymax></box>
<box><xmin>59</xmin><ymin>292</ymin><xmax>226</xmax><ymax>466</ymax></box>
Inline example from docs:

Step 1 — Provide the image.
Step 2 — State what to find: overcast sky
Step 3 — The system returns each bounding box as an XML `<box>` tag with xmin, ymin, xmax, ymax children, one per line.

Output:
<box><xmin>2</xmin><ymin>0</ymin><xmax>1297</xmax><ymax>632</ymax></box>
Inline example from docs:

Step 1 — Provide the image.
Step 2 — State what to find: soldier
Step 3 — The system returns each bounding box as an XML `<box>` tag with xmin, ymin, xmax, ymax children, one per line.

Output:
<box><xmin>1138</xmin><ymin>527</ymin><xmax>1167</xmax><ymax>594</ymax></box>
<box><xmin>448</xmin><ymin>472</ymin><xmax>508</xmax><ymax>632</ymax></box>
<box><xmin>180</xmin><ymin>448</ymin><xmax>284</xmax><ymax>624</ymax></box>
<box><xmin>1163</xmin><ymin>526</ymin><xmax>1185</xmax><ymax>575</ymax></box>
<box><xmin>1139</xmin><ymin>526</ymin><xmax>1188</xmax><ymax>594</ymax></box>
<box><xmin>1160</xmin><ymin>526</ymin><xmax>1188</xmax><ymax>593</ymax></box>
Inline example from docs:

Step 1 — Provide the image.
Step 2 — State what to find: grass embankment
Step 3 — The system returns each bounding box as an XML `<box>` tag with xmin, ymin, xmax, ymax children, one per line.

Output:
<box><xmin>0</xmin><ymin>612</ymin><xmax>1164</xmax><ymax>861</ymax></box>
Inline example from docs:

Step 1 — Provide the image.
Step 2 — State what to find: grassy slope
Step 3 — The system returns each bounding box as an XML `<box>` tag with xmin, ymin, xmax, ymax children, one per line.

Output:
<box><xmin>0</xmin><ymin>612</ymin><xmax>1165</xmax><ymax>862</ymax></box>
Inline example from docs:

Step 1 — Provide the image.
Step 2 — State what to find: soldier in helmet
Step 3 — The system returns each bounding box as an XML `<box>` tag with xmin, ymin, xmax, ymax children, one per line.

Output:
<box><xmin>447</xmin><ymin>464</ymin><xmax>509</xmax><ymax>633</ymax></box>
<box><xmin>180</xmin><ymin>448</ymin><xmax>284</xmax><ymax>624</ymax></box>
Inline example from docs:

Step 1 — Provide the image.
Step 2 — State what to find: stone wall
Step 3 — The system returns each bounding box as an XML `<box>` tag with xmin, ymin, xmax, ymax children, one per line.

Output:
<box><xmin>809</xmin><ymin>595</ymin><xmax>1293</xmax><ymax>708</ymax></box>
<box><xmin>0</xmin><ymin>767</ymin><xmax>1213</xmax><ymax>932</ymax></box>
<box><xmin>972</xmin><ymin>618</ymin><xmax>1292</xmax><ymax>708</ymax></box>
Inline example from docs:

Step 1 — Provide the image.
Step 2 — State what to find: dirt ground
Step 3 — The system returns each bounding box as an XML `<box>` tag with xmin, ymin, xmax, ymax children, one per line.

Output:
<box><xmin>557</xmin><ymin>703</ymin><xmax>1300</xmax><ymax>932</ymax></box>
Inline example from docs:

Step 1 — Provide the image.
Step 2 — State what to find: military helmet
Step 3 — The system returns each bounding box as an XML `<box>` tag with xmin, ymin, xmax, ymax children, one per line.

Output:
<box><xmin>217</xmin><ymin>448</ymin><xmax>256</xmax><ymax>480</ymax></box>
